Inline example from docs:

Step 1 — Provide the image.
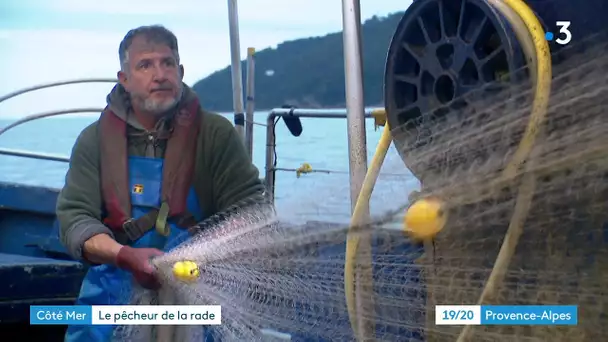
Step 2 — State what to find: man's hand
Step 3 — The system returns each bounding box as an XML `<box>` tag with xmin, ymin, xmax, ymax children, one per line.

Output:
<box><xmin>83</xmin><ymin>234</ymin><xmax>164</xmax><ymax>290</ymax></box>
<box><xmin>115</xmin><ymin>246</ymin><xmax>164</xmax><ymax>290</ymax></box>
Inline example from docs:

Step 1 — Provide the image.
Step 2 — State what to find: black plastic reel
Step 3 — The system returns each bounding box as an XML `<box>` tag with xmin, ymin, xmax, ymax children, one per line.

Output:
<box><xmin>384</xmin><ymin>0</ymin><xmax>531</xmax><ymax>179</ymax></box>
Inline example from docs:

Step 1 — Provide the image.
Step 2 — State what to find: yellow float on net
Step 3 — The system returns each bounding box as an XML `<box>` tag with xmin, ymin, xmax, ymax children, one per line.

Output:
<box><xmin>172</xmin><ymin>260</ymin><xmax>200</xmax><ymax>282</ymax></box>
<box><xmin>403</xmin><ymin>197</ymin><xmax>447</xmax><ymax>240</ymax></box>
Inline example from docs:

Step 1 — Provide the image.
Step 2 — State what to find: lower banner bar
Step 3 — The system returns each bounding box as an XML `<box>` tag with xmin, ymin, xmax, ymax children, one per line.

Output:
<box><xmin>481</xmin><ymin>305</ymin><xmax>577</xmax><ymax>325</ymax></box>
<box><xmin>436</xmin><ymin>305</ymin><xmax>578</xmax><ymax>326</ymax></box>
<box><xmin>30</xmin><ymin>305</ymin><xmax>92</xmax><ymax>325</ymax></box>
<box><xmin>30</xmin><ymin>305</ymin><xmax>222</xmax><ymax>325</ymax></box>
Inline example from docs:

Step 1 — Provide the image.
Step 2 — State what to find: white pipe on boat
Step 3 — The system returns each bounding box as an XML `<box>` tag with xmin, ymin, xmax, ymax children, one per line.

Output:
<box><xmin>227</xmin><ymin>0</ymin><xmax>246</xmax><ymax>139</ymax></box>
<box><xmin>340</xmin><ymin>0</ymin><xmax>369</xmax><ymax>213</ymax></box>
<box><xmin>340</xmin><ymin>1</ymin><xmax>373</xmax><ymax>340</ymax></box>
<box><xmin>245</xmin><ymin>47</ymin><xmax>256</xmax><ymax>159</ymax></box>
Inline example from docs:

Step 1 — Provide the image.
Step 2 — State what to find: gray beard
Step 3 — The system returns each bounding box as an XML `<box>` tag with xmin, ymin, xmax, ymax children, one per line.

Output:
<box><xmin>142</xmin><ymin>97</ymin><xmax>178</xmax><ymax>115</ymax></box>
<box><xmin>138</xmin><ymin>87</ymin><xmax>183</xmax><ymax>116</ymax></box>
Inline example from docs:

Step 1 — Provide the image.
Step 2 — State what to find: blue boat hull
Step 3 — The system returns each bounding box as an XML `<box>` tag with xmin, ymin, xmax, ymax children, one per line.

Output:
<box><xmin>0</xmin><ymin>182</ymin><xmax>87</xmax><ymax>324</ymax></box>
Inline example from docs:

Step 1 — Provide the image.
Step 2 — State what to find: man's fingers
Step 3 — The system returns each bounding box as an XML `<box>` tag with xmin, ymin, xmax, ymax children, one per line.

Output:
<box><xmin>147</xmin><ymin>248</ymin><xmax>164</xmax><ymax>257</ymax></box>
<box><xmin>151</xmin><ymin>249</ymin><xmax>164</xmax><ymax>257</ymax></box>
<box><xmin>142</xmin><ymin>263</ymin><xmax>158</xmax><ymax>274</ymax></box>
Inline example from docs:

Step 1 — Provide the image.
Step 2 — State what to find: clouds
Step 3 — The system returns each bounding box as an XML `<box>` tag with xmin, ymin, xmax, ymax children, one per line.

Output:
<box><xmin>0</xmin><ymin>0</ymin><xmax>410</xmax><ymax>118</ymax></box>
<box><xmin>47</xmin><ymin>0</ymin><xmax>198</xmax><ymax>16</ymax></box>
<box><xmin>40</xmin><ymin>0</ymin><xmax>405</xmax><ymax>30</ymax></box>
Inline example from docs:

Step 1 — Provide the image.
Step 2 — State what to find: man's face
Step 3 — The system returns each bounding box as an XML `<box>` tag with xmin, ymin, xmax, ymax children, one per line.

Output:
<box><xmin>118</xmin><ymin>36</ymin><xmax>184</xmax><ymax>115</ymax></box>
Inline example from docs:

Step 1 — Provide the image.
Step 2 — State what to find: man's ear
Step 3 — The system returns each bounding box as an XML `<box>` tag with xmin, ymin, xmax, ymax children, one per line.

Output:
<box><xmin>117</xmin><ymin>70</ymin><xmax>128</xmax><ymax>88</ymax></box>
<box><xmin>179</xmin><ymin>65</ymin><xmax>185</xmax><ymax>81</ymax></box>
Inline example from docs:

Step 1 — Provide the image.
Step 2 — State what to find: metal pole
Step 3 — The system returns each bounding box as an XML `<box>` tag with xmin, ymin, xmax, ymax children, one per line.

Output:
<box><xmin>264</xmin><ymin>113</ymin><xmax>277</xmax><ymax>203</ymax></box>
<box><xmin>341</xmin><ymin>1</ymin><xmax>374</xmax><ymax>340</ymax></box>
<box><xmin>341</xmin><ymin>0</ymin><xmax>368</xmax><ymax>213</ymax></box>
<box><xmin>245</xmin><ymin>47</ymin><xmax>256</xmax><ymax>158</ymax></box>
<box><xmin>227</xmin><ymin>0</ymin><xmax>245</xmax><ymax>139</ymax></box>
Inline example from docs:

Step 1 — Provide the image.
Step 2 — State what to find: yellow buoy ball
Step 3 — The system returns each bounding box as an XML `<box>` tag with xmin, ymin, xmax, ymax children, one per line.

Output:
<box><xmin>403</xmin><ymin>197</ymin><xmax>447</xmax><ymax>240</ymax></box>
<box><xmin>172</xmin><ymin>261</ymin><xmax>200</xmax><ymax>282</ymax></box>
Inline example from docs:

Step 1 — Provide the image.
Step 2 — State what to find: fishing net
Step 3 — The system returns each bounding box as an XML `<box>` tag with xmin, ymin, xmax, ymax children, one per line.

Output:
<box><xmin>116</xmin><ymin>36</ymin><xmax>608</xmax><ymax>342</ymax></box>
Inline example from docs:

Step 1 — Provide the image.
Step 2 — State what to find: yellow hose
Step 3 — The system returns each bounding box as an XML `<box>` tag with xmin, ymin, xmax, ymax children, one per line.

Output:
<box><xmin>344</xmin><ymin>109</ymin><xmax>392</xmax><ymax>339</ymax></box>
<box><xmin>455</xmin><ymin>0</ymin><xmax>552</xmax><ymax>340</ymax></box>
<box><xmin>500</xmin><ymin>0</ymin><xmax>552</xmax><ymax>178</ymax></box>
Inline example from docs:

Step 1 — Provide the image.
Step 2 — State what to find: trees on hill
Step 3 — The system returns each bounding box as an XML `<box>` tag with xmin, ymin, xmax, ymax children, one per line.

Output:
<box><xmin>191</xmin><ymin>12</ymin><xmax>404</xmax><ymax>111</ymax></box>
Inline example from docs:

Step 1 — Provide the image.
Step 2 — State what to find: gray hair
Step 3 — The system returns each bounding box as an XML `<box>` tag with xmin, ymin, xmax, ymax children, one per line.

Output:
<box><xmin>118</xmin><ymin>25</ymin><xmax>180</xmax><ymax>70</ymax></box>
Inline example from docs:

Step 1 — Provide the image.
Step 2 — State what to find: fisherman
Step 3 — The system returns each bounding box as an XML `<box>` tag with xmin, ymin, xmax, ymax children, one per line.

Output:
<box><xmin>56</xmin><ymin>25</ymin><xmax>266</xmax><ymax>341</ymax></box>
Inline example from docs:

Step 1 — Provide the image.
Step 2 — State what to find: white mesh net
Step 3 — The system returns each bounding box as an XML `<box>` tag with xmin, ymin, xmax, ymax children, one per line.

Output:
<box><xmin>116</xmin><ymin>37</ymin><xmax>608</xmax><ymax>342</ymax></box>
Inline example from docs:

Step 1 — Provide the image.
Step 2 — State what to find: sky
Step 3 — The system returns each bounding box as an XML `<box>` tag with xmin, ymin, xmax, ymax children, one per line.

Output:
<box><xmin>0</xmin><ymin>0</ymin><xmax>411</xmax><ymax>119</ymax></box>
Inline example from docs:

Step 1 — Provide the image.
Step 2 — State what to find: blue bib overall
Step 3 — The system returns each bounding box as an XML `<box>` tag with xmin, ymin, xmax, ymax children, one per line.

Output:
<box><xmin>64</xmin><ymin>156</ymin><xmax>207</xmax><ymax>342</ymax></box>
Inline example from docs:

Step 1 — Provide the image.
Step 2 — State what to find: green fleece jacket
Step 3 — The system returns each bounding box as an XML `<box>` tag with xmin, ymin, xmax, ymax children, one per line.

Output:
<box><xmin>56</xmin><ymin>84</ymin><xmax>266</xmax><ymax>260</ymax></box>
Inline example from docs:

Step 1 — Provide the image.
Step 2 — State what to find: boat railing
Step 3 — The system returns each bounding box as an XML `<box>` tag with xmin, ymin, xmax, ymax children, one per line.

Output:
<box><xmin>263</xmin><ymin>107</ymin><xmax>386</xmax><ymax>203</ymax></box>
<box><xmin>0</xmin><ymin>78</ymin><xmax>117</xmax><ymax>162</ymax></box>
<box><xmin>0</xmin><ymin>78</ymin><xmax>387</xmax><ymax>202</ymax></box>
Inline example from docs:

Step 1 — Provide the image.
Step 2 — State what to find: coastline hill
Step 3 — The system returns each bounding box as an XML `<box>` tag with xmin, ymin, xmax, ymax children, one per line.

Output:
<box><xmin>191</xmin><ymin>12</ymin><xmax>404</xmax><ymax>111</ymax></box>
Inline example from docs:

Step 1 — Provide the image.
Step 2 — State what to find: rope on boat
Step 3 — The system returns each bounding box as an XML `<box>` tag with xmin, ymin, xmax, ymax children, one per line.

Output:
<box><xmin>271</xmin><ymin>164</ymin><xmax>412</xmax><ymax>179</ymax></box>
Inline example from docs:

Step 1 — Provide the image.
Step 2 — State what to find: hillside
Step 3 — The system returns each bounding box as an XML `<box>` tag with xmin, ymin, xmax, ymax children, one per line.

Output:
<box><xmin>191</xmin><ymin>12</ymin><xmax>404</xmax><ymax>111</ymax></box>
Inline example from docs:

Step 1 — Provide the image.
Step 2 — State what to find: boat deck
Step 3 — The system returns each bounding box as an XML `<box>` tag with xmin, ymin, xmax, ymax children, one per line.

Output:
<box><xmin>0</xmin><ymin>253</ymin><xmax>85</xmax><ymax>323</ymax></box>
<box><xmin>0</xmin><ymin>253</ymin><xmax>84</xmax><ymax>340</ymax></box>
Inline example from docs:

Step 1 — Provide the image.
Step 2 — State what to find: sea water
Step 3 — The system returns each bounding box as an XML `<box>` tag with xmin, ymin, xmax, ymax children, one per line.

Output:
<box><xmin>0</xmin><ymin>112</ymin><xmax>419</xmax><ymax>223</ymax></box>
